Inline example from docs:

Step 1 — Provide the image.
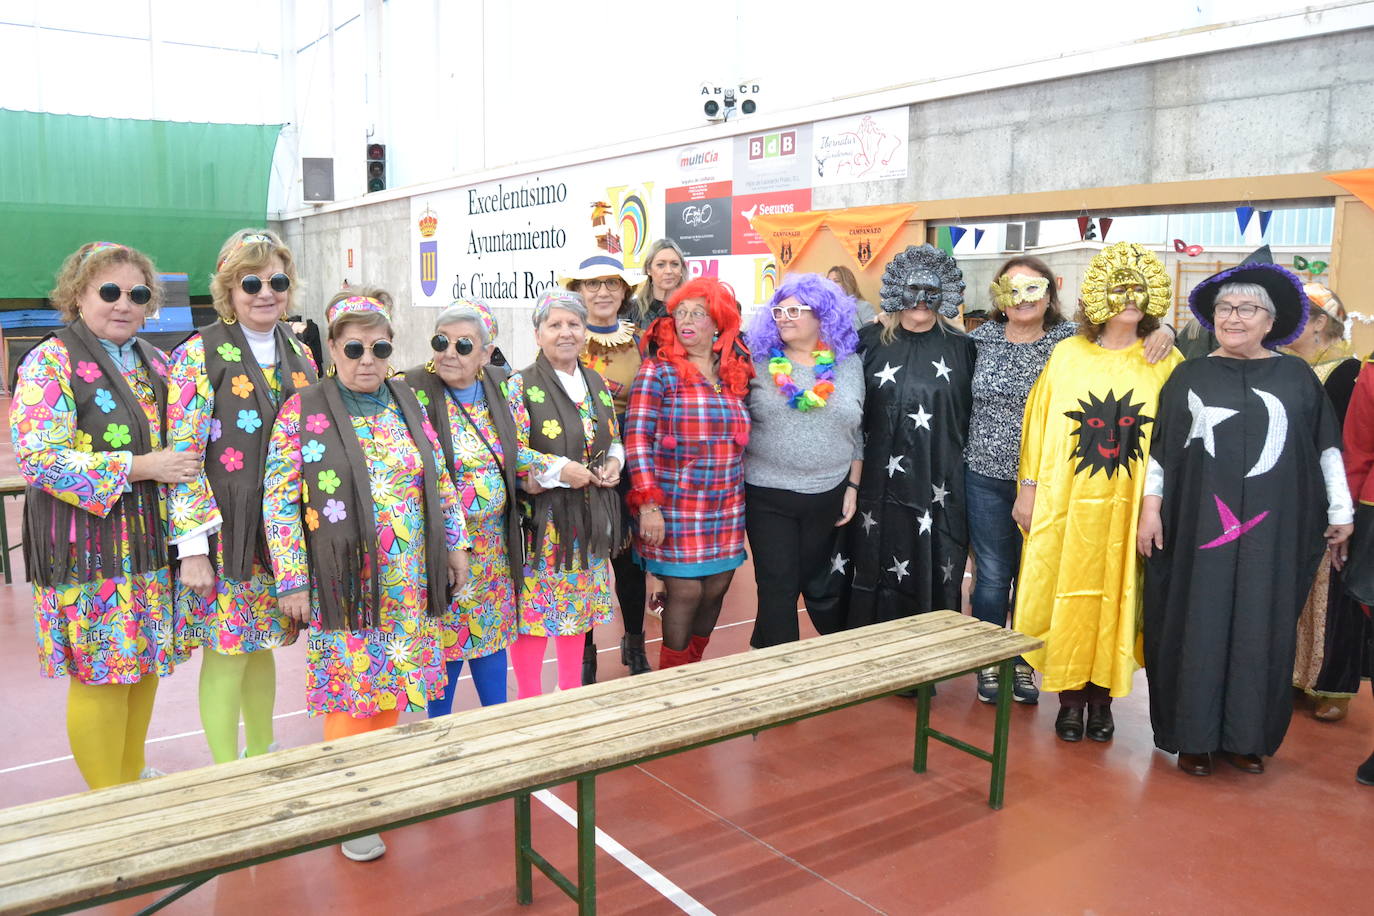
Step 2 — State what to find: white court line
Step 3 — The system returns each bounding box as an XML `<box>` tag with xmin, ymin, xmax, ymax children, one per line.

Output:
<box><xmin>533</xmin><ymin>788</ymin><xmax>716</xmax><ymax>916</ymax></box>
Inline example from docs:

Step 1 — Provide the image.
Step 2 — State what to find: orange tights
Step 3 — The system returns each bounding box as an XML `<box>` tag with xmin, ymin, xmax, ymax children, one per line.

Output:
<box><xmin>323</xmin><ymin>708</ymin><xmax>399</xmax><ymax>741</ymax></box>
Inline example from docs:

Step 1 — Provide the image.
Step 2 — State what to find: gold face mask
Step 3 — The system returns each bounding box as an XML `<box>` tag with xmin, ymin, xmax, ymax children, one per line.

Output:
<box><xmin>1081</xmin><ymin>242</ymin><xmax>1171</xmax><ymax>324</ymax></box>
<box><xmin>990</xmin><ymin>274</ymin><xmax>1050</xmax><ymax>312</ymax></box>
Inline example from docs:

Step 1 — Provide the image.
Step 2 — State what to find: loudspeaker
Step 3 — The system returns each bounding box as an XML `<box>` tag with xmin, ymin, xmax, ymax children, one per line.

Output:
<box><xmin>303</xmin><ymin>158</ymin><xmax>335</xmax><ymax>201</ymax></box>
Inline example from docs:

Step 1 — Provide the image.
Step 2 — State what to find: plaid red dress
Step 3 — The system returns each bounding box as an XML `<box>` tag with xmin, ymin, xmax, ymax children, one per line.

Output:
<box><xmin>626</xmin><ymin>358</ymin><xmax>750</xmax><ymax>576</ymax></box>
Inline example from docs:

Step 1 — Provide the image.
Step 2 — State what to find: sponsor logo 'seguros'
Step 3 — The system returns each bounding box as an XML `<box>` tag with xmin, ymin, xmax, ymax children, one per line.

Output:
<box><xmin>756</xmin><ymin>203</ymin><xmax>795</xmax><ymax>215</ymax></box>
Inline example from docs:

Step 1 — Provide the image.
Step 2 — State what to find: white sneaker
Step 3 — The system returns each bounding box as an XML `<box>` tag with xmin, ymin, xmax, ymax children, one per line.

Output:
<box><xmin>340</xmin><ymin>833</ymin><xmax>386</xmax><ymax>862</ymax></box>
<box><xmin>139</xmin><ymin>766</ymin><xmax>166</xmax><ymax>779</ymax></box>
<box><xmin>239</xmin><ymin>742</ymin><xmax>282</xmax><ymax>759</ymax></box>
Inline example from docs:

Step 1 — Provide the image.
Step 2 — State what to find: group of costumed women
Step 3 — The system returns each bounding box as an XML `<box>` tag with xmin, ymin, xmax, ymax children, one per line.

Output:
<box><xmin>13</xmin><ymin>226</ymin><xmax>1373</xmax><ymax>875</ymax></box>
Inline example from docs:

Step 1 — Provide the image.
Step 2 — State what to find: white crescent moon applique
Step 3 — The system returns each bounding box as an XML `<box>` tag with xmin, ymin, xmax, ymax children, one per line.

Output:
<box><xmin>1245</xmin><ymin>388</ymin><xmax>1287</xmax><ymax>478</ymax></box>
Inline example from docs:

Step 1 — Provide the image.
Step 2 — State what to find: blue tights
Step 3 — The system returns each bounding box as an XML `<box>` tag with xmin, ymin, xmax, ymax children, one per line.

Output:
<box><xmin>427</xmin><ymin>649</ymin><xmax>509</xmax><ymax>717</ymax></box>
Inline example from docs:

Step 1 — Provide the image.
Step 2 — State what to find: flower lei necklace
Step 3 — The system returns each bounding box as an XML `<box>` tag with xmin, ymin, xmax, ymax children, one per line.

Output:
<box><xmin>768</xmin><ymin>344</ymin><xmax>836</xmax><ymax>411</ymax></box>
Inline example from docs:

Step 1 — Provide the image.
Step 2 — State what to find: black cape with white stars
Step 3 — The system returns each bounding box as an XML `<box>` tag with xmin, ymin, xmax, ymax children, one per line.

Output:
<box><xmin>1143</xmin><ymin>354</ymin><xmax>1340</xmax><ymax>757</ymax></box>
<box><xmin>831</xmin><ymin>320</ymin><xmax>975</xmax><ymax>626</ymax></box>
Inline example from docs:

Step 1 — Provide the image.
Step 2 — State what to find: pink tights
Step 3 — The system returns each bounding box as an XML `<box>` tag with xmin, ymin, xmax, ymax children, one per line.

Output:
<box><xmin>509</xmin><ymin>633</ymin><xmax>586</xmax><ymax>698</ymax></box>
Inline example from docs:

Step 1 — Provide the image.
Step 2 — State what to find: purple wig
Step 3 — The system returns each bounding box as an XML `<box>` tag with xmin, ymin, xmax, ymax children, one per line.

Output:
<box><xmin>745</xmin><ymin>272</ymin><xmax>860</xmax><ymax>361</ymax></box>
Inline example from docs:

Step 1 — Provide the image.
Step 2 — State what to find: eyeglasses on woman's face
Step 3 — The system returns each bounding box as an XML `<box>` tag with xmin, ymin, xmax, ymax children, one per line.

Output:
<box><xmin>97</xmin><ymin>282</ymin><xmax>152</xmax><ymax>306</ymax></box>
<box><xmin>1214</xmin><ymin>301</ymin><xmax>1266</xmax><ymax>320</ymax></box>
<box><xmin>770</xmin><ymin>304</ymin><xmax>813</xmax><ymax>321</ymax></box>
<box><xmin>240</xmin><ymin>273</ymin><xmax>290</xmax><ymax>295</ymax></box>
<box><xmin>341</xmin><ymin>339</ymin><xmax>394</xmax><ymax>360</ymax></box>
<box><xmin>431</xmin><ymin>333</ymin><xmax>475</xmax><ymax>355</ymax></box>
<box><xmin>579</xmin><ymin>278</ymin><xmax>622</xmax><ymax>292</ymax></box>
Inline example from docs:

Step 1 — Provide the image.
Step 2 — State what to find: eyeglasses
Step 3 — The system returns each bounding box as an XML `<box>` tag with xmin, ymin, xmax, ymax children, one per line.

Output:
<box><xmin>1215</xmin><ymin>303</ymin><xmax>1266</xmax><ymax>319</ymax></box>
<box><xmin>97</xmin><ymin>282</ymin><xmax>152</xmax><ymax>306</ymax></box>
<box><xmin>579</xmin><ymin>278</ymin><xmax>622</xmax><ymax>292</ymax></box>
<box><xmin>240</xmin><ymin>273</ymin><xmax>291</xmax><ymax>295</ymax></box>
<box><xmin>431</xmin><ymin>333</ymin><xmax>475</xmax><ymax>356</ymax></box>
<box><xmin>673</xmin><ymin>308</ymin><xmax>710</xmax><ymax>324</ymax></box>
<box><xmin>770</xmin><ymin>304</ymin><xmax>813</xmax><ymax>321</ymax></box>
<box><xmin>341</xmin><ymin>339</ymin><xmax>394</xmax><ymax>360</ymax></box>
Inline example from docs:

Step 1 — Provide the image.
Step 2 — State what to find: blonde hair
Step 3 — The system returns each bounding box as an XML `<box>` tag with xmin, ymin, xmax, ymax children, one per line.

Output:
<box><xmin>49</xmin><ymin>242</ymin><xmax>163</xmax><ymax>323</ymax></box>
<box><xmin>325</xmin><ymin>286</ymin><xmax>394</xmax><ymax>340</ymax></box>
<box><xmin>630</xmin><ymin>238</ymin><xmax>687</xmax><ymax>323</ymax></box>
<box><xmin>209</xmin><ymin>228</ymin><xmax>298</xmax><ymax>322</ymax></box>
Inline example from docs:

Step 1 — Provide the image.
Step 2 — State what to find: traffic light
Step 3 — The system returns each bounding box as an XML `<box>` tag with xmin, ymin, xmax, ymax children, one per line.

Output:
<box><xmin>366</xmin><ymin>143</ymin><xmax>386</xmax><ymax>192</ymax></box>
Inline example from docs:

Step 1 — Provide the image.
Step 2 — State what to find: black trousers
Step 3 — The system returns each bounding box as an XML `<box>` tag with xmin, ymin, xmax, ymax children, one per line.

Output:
<box><xmin>745</xmin><ymin>481</ymin><xmax>846</xmax><ymax>649</ymax></box>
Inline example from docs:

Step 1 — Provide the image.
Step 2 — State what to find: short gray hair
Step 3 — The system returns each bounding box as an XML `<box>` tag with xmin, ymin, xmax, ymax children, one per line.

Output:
<box><xmin>1215</xmin><ymin>282</ymin><xmax>1275</xmax><ymax>316</ymax></box>
<box><xmin>433</xmin><ymin>303</ymin><xmax>491</xmax><ymax>346</ymax></box>
<box><xmin>532</xmin><ymin>288</ymin><xmax>587</xmax><ymax>328</ymax></box>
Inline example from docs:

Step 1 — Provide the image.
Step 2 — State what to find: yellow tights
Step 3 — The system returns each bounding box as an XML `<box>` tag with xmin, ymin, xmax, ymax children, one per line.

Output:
<box><xmin>66</xmin><ymin>677</ymin><xmax>159</xmax><ymax>790</ymax></box>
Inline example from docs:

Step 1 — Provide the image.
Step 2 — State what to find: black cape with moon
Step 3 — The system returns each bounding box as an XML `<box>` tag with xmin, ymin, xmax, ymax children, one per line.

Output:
<box><xmin>823</xmin><ymin>321</ymin><xmax>975</xmax><ymax>627</ymax></box>
<box><xmin>1143</xmin><ymin>354</ymin><xmax>1340</xmax><ymax>757</ymax></box>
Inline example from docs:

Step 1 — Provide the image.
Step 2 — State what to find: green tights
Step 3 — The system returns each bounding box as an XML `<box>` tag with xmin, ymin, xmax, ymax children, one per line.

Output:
<box><xmin>199</xmin><ymin>649</ymin><xmax>278</xmax><ymax>763</ymax></box>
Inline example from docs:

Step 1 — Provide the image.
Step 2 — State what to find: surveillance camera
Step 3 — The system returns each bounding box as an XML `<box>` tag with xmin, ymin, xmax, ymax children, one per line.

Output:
<box><xmin>704</xmin><ymin>99</ymin><xmax>721</xmax><ymax>120</ymax></box>
<box><xmin>723</xmin><ymin>88</ymin><xmax>736</xmax><ymax>107</ymax></box>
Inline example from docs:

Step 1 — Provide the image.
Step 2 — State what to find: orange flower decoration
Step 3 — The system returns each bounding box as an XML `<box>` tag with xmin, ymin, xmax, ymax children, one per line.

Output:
<box><xmin>292</xmin><ymin>371</ymin><xmax>310</xmax><ymax>388</ymax></box>
<box><xmin>231</xmin><ymin>374</ymin><xmax>254</xmax><ymax>398</ymax></box>
<box><xmin>305</xmin><ymin>507</ymin><xmax>320</xmax><ymax>531</ymax></box>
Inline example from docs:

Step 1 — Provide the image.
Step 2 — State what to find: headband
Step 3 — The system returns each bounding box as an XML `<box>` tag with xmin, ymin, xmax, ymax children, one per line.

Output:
<box><xmin>81</xmin><ymin>241</ymin><xmax>127</xmax><ymax>261</ymax></box>
<box><xmin>327</xmin><ymin>296</ymin><xmax>388</xmax><ymax>324</ymax></box>
<box><xmin>217</xmin><ymin>233</ymin><xmax>276</xmax><ymax>271</ymax></box>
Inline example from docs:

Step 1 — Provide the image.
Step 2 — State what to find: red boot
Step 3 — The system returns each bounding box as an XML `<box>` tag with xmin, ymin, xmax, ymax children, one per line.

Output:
<box><xmin>658</xmin><ymin>645</ymin><xmax>693</xmax><ymax>669</ymax></box>
<box><xmin>688</xmin><ymin>635</ymin><xmax>711</xmax><ymax>663</ymax></box>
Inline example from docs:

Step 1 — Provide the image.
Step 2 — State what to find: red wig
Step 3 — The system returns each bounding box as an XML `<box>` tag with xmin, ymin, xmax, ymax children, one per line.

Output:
<box><xmin>644</xmin><ymin>277</ymin><xmax>753</xmax><ymax>398</ymax></box>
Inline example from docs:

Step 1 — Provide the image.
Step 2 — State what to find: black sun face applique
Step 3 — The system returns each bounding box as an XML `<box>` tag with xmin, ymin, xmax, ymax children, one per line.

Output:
<box><xmin>1064</xmin><ymin>389</ymin><xmax>1153</xmax><ymax>478</ymax></box>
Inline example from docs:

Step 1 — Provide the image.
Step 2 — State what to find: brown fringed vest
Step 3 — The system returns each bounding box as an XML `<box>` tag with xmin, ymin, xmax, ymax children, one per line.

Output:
<box><xmin>403</xmin><ymin>362</ymin><xmax>525</xmax><ymax>588</ymax></box>
<box><xmin>198</xmin><ymin>320</ymin><xmax>317</xmax><ymax>579</ymax></box>
<box><xmin>296</xmin><ymin>376</ymin><xmax>449</xmax><ymax>631</ymax></box>
<box><xmin>521</xmin><ymin>353</ymin><xmax>621</xmax><ymax>570</ymax></box>
<box><xmin>22</xmin><ymin>321</ymin><xmax>169</xmax><ymax>587</ymax></box>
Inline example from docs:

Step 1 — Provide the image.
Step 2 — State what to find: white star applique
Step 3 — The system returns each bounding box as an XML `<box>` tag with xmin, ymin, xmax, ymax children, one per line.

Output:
<box><xmin>860</xmin><ymin>511</ymin><xmax>877</xmax><ymax>534</ymax></box>
<box><xmin>931</xmin><ymin>357</ymin><xmax>952</xmax><ymax>381</ymax></box>
<box><xmin>931</xmin><ymin>481</ymin><xmax>948</xmax><ymax>506</ymax></box>
<box><xmin>917</xmin><ymin>510</ymin><xmax>933</xmax><ymax>535</ymax></box>
<box><xmin>874</xmin><ymin>362</ymin><xmax>902</xmax><ymax>386</ymax></box>
<box><xmin>886</xmin><ymin>455</ymin><xmax>905</xmax><ymax>477</ymax></box>
<box><xmin>830</xmin><ymin>553</ymin><xmax>848</xmax><ymax>575</ymax></box>
<box><xmin>1185</xmin><ymin>389</ymin><xmax>1238</xmax><ymax>457</ymax></box>
<box><xmin>888</xmin><ymin>557</ymin><xmax>910</xmax><ymax>582</ymax></box>
<box><xmin>941</xmin><ymin>559</ymin><xmax>955</xmax><ymax>582</ymax></box>
<box><xmin>908</xmin><ymin>404</ymin><xmax>932</xmax><ymax>430</ymax></box>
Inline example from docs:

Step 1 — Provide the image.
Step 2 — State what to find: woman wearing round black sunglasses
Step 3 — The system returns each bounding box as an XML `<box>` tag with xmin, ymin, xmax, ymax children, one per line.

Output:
<box><xmin>165</xmin><ymin>228</ymin><xmax>317</xmax><ymax>769</ymax></box>
<box><xmin>10</xmin><ymin>240</ymin><xmax>200</xmax><ymax>789</ymax></box>
<box><xmin>262</xmin><ymin>287</ymin><xmax>469</xmax><ymax>862</ymax></box>
<box><xmin>404</xmin><ymin>300</ymin><xmax>552</xmax><ymax>714</ymax></box>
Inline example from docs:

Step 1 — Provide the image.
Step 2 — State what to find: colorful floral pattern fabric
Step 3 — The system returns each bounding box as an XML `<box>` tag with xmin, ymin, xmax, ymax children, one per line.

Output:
<box><xmin>439</xmin><ymin>389</ymin><xmax>552</xmax><ymax>660</ymax></box>
<box><xmin>506</xmin><ymin>372</ymin><xmax>614</xmax><ymax>637</ymax></box>
<box><xmin>264</xmin><ymin>393</ymin><xmax>467</xmax><ymax>716</ymax></box>
<box><xmin>10</xmin><ymin>338</ymin><xmax>185</xmax><ymax>684</ymax></box>
<box><xmin>167</xmin><ymin>336</ymin><xmax>300</xmax><ymax>654</ymax></box>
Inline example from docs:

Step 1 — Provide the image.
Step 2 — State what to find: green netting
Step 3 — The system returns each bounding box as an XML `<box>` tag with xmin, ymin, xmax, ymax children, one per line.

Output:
<box><xmin>0</xmin><ymin>110</ymin><xmax>281</xmax><ymax>298</ymax></box>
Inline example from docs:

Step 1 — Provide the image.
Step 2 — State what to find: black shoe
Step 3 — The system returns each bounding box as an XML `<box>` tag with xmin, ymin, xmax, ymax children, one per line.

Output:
<box><xmin>582</xmin><ymin>641</ymin><xmax>598</xmax><ymax>685</ymax></box>
<box><xmin>620</xmin><ymin>634</ymin><xmax>651</xmax><ymax>675</ymax></box>
<box><xmin>1012</xmin><ymin>664</ymin><xmax>1040</xmax><ymax>705</ymax></box>
<box><xmin>1055</xmin><ymin>706</ymin><xmax>1084</xmax><ymax>742</ymax></box>
<box><xmin>1085</xmin><ymin>704</ymin><xmax>1114</xmax><ymax>742</ymax></box>
<box><xmin>975</xmin><ymin>668</ymin><xmax>998</xmax><ymax>704</ymax></box>
<box><xmin>1357</xmin><ymin>751</ymin><xmax>1374</xmax><ymax>786</ymax></box>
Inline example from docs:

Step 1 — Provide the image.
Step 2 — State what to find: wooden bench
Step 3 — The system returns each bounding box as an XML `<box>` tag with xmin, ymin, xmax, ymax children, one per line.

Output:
<box><xmin>0</xmin><ymin>610</ymin><xmax>1040</xmax><ymax>916</ymax></box>
<box><xmin>0</xmin><ymin>475</ymin><xmax>24</xmax><ymax>585</ymax></box>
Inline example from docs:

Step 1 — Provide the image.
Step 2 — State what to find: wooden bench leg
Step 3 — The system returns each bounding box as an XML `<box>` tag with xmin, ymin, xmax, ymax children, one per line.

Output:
<box><xmin>912</xmin><ymin>682</ymin><xmax>933</xmax><ymax>773</ymax></box>
<box><xmin>576</xmin><ymin>776</ymin><xmax>597</xmax><ymax>916</ymax></box>
<box><xmin>514</xmin><ymin>792</ymin><xmax>534</xmax><ymax>904</ymax></box>
<box><xmin>988</xmin><ymin>657</ymin><xmax>1015</xmax><ymax>810</ymax></box>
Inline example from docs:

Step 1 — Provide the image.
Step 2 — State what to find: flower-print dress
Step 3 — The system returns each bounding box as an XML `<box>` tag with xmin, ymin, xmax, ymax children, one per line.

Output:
<box><xmin>429</xmin><ymin>386</ymin><xmax>551</xmax><ymax>661</ymax></box>
<box><xmin>10</xmin><ymin>339</ymin><xmax>186</xmax><ymax>684</ymax></box>
<box><xmin>167</xmin><ymin>334</ymin><xmax>301</xmax><ymax>654</ymax></box>
<box><xmin>263</xmin><ymin>395</ymin><xmax>467</xmax><ymax>717</ymax></box>
<box><xmin>507</xmin><ymin>373</ymin><xmax>615</xmax><ymax>637</ymax></box>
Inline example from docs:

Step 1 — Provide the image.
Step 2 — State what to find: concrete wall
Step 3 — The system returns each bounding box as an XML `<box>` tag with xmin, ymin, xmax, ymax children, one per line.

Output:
<box><xmin>281</xmin><ymin>28</ymin><xmax>1374</xmax><ymax>372</ymax></box>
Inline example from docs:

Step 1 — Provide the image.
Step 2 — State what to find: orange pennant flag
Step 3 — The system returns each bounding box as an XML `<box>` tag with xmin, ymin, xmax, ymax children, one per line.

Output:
<box><xmin>825</xmin><ymin>203</ymin><xmax>916</xmax><ymax>272</ymax></box>
<box><xmin>749</xmin><ymin>210</ymin><xmax>829</xmax><ymax>270</ymax></box>
<box><xmin>1326</xmin><ymin>168</ymin><xmax>1374</xmax><ymax>211</ymax></box>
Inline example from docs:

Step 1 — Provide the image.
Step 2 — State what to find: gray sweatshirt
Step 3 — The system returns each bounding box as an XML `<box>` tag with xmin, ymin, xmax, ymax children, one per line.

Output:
<box><xmin>743</xmin><ymin>355</ymin><xmax>865</xmax><ymax>494</ymax></box>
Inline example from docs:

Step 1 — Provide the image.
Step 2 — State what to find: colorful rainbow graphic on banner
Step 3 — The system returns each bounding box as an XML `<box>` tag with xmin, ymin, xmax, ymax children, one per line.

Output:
<box><xmin>754</xmin><ymin>258</ymin><xmax>778</xmax><ymax>305</ymax></box>
<box><xmin>618</xmin><ymin>193</ymin><xmax>647</xmax><ymax>264</ymax></box>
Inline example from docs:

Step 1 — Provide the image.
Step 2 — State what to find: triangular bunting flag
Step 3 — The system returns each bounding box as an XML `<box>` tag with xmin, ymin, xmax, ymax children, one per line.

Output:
<box><xmin>1098</xmin><ymin>217</ymin><xmax>1113</xmax><ymax>241</ymax></box>
<box><xmin>824</xmin><ymin>204</ymin><xmax>915</xmax><ymax>272</ymax></box>
<box><xmin>936</xmin><ymin>226</ymin><xmax>954</xmax><ymax>256</ymax></box>
<box><xmin>1326</xmin><ymin>168</ymin><xmax>1374</xmax><ymax>211</ymax></box>
<box><xmin>1077</xmin><ymin>216</ymin><xmax>1091</xmax><ymax>240</ymax></box>
<box><xmin>1235</xmin><ymin>205</ymin><xmax>1254</xmax><ymax>233</ymax></box>
<box><xmin>948</xmin><ymin>226</ymin><xmax>967</xmax><ymax>248</ymax></box>
<box><xmin>749</xmin><ymin>209</ymin><xmax>829</xmax><ymax>272</ymax></box>
<box><xmin>1258</xmin><ymin>210</ymin><xmax>1273</xmax><ymax>235</ymax></box>
<box><xmin>974</xmin><ymin>228</ymin><xmax>985</xmax><ymax>248</ymax></box>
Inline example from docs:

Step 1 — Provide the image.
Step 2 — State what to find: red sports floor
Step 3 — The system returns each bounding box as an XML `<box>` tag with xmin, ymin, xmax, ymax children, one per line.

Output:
<box><xmin>2</xmin><ymin>396</ymin><xmax>1372</xmax><ymax>915</ymax></box>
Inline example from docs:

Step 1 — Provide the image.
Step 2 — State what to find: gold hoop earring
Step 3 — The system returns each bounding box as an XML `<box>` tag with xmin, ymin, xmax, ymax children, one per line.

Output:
<box><xmin>477</xmin><ymin>366</ymin><xmax>485</xmax><ymax>381</ymax></box>
<box><xmin>325</xmin><ymin>364</ymin><xmax>336</xmax><ymax>377</ymax></box>
<box><xmin>223</xmin><ymin>314</ymin><xmax>238</xmax><ymax>325</ymax></box>
<box><xmin>425</xmin><ymin>359</ymin><xmax>437</xmax><ymax>373</ymax></box>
